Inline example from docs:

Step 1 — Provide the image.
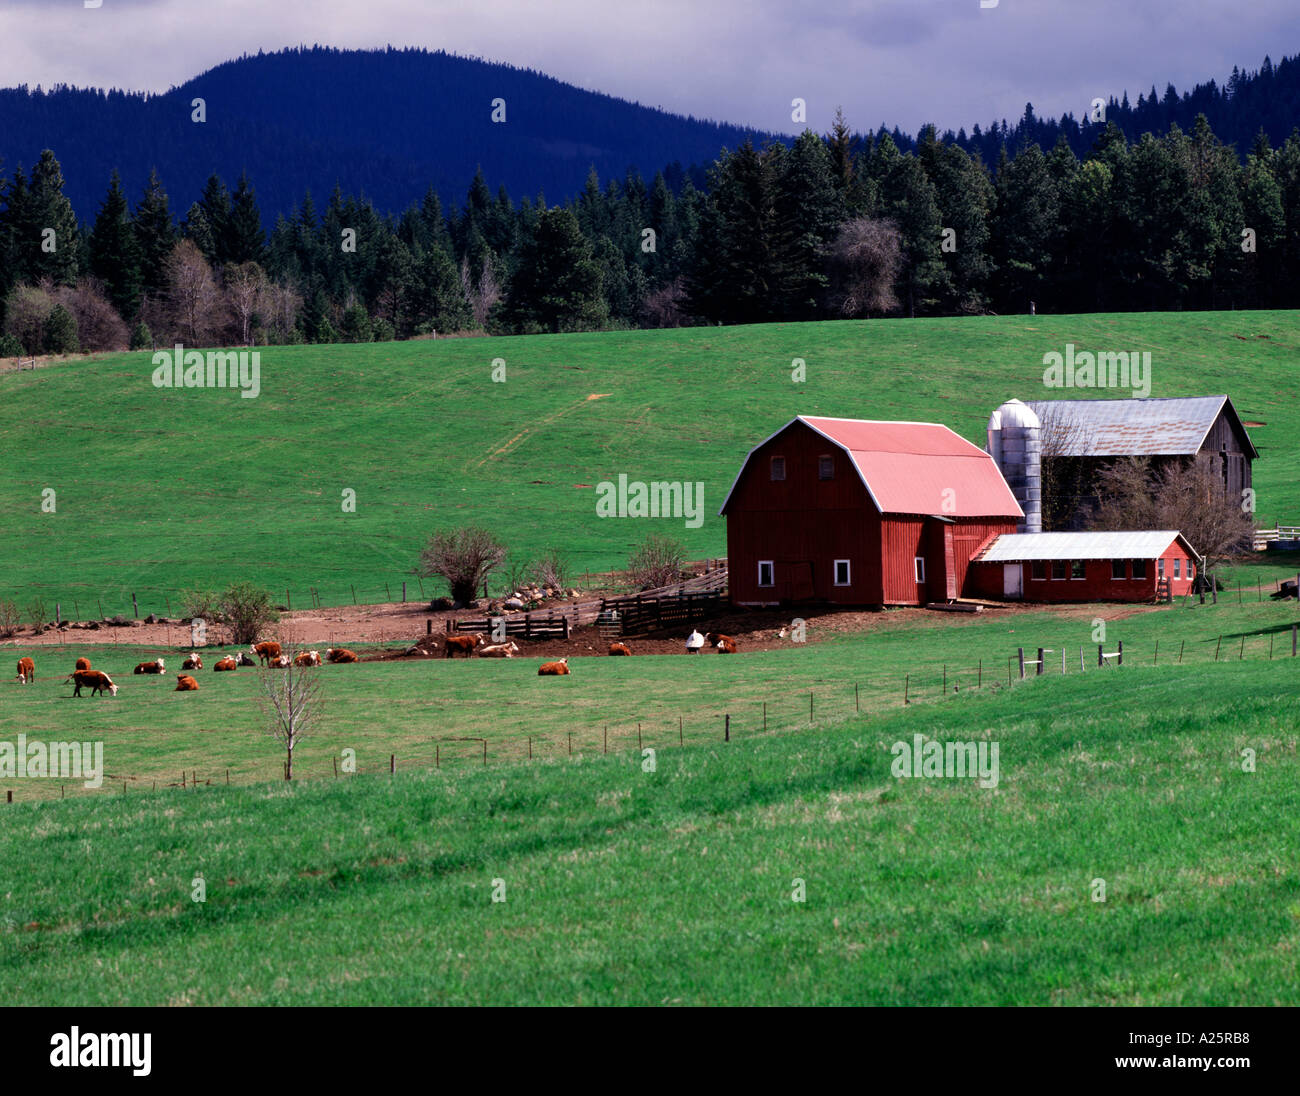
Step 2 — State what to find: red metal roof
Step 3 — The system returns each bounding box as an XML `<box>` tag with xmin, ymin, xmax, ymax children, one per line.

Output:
<box><xmin>720</xmin><ymin>416</ymin><xmax>1024</xmax><ymax>519</ymax></box>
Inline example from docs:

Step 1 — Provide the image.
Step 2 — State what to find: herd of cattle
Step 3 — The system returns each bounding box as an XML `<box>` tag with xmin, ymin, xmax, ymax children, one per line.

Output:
<box><xmin>13</xmin><ymin>628</ymin><xmax>744</xmax><ymax>694</ymax></box>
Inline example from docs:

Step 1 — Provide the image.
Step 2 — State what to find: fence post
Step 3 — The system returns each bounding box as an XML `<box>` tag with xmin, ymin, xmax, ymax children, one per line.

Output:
<box><xmin>482</xmin><ymin>741</ymin><xmax>487</xmax><ymax>766</ymax></box>
<box><xmin>1293</xmin><ymin>622</ymin><xmax>1297</xmax><ymax>657</ymax></box>
<box><xmin>1215</xmin><ymin>635</ymin><xmax>1222</xmax><ymax>661</ymax></box>
<box><xmin>390</xmin><ymin>754</ymin><xmax>395</xmax><ymax>775</ymax></box>
<box><xmin>1061</xmin><ymin>647</ymin><xmax>1066</xmax><ymax>674</ymax></box>
<box><xmin>679</xmin><ymin>716</ymin><xmax>683</xmax><ymax>746</ymax></box>
<box><xmin>286</xmin><ymin>590</ymin><xmax>291</xmax><ymax>611</ymax></box>
<box><xmin>1179</xmin><ymin>640</ymin><xmax>1185</xmax><ymax>664</ymax></box>
<box><xmin>1018</xmin><ymin>647</ymin><xmax>1025</xmax><ymax>680</ymax></box>
<box><xmin>603</xmin><ymin>724</ymin><xmax>607</xmax><ymax>754</ymax></box>
<box><xmin>855</xmin><ymin>683</ymin><xmax>859</xmax><ymax>712</ymax></box>
<box><xmin>809</xmin><ymin>692</ymin><xmax>814</xmax><ymax>723</ymax></box>
<box><xmin>1117</xmin><ymin>640</ymin><xmax>1123</xmax><ymax>666</ymax></box>
<box><xmin>132</xmin><ymin>593</ymin><xmax>139</xmax><ymax>618</ymax></box>
<box><xmin>426</xmin><ymin>619</ymin><xmax>432</xmax><ymax>635</ymax></box>
<box><xmin>402</xmin><ymin>582</ymin><xmax>406</xmax><ymax>603</ymax></box>
<box><xmin>1098</xmin><ymin>644</ymin><xmax>1104</xmax><ymax>668</ymax></box>
<box><xmin>1154</xmin><ymin>640</ymin><xmax>1159</xmax><ymax>665</ymax></box>
<box><xmin>1239</xmin><ymin>635</ymin><xmax>1245</xmax><ymax>660</ymax></box>
<box><xmin>351</xmin><ymin>584</ymin><xmax>357</xmax><ymax>605</ymax></box>
<box><xmin>724</xmin><ymin>714</ymin><xmax>730</xmax><ymax>742</ymax></box>
<box><xmin>978</xmin><ymin>659</ymin><xmax>982</xmax><ymax>687</ymax></box>
<box><xmin>1036</xmin><ymin>648</ymin><xmax>1044</xmax><ymax>676</ymax></box>
<box><xmin>762</xmin><ymin>702</ymin><xmax>766</xmax><ymax>732</ymax></box>
<box><xmin>904</xmin><ymin>674</ymin><xmax>910</xmax><ymax>704</ymax></box>
<box><xmin>1080</xmin><ymin>646</ymin><xmax>1084</xmax><ymax>672</ymax></box>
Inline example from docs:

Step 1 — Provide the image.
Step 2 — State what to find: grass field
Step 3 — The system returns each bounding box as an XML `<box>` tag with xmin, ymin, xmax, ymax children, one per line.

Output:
<box><xmin>2</xmin><ymin>311</ymin><xmax>1297</xmax><ymax>612</ymax></box>
<box><xmin>2</xmin><ymin>653</ymin><xmax>1296</xmax><ymax>1005</ymax></box>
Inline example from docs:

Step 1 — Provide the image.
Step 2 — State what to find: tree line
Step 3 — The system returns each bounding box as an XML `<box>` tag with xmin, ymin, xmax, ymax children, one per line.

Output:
<box><xmin>3</xmin><ymin>108</ymin><xmax>1300</xmax><ymax>355</ymax></box>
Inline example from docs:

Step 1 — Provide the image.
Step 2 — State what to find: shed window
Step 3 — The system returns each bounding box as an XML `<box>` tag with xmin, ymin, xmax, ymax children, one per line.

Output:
<box><xmin>1051</xmin><ymin>560</ymin><xmax>1066</xmax><ymax>580</ymax></box>
<box><xmin>1132</xmin><ymin>559</ymin><xmax>1147</xmax><ymax>579</ymax></box>
<box><xmin>1030</xmin><ymin>561</ymin><xmax>1046</xmax><ymax>581</ymax></box>
<box><xmin>770</xmin><ymin>456</ymin><xmax>786</xmax><ymax>482</ymax></box>
<box><xmin>913</xmin><ymin>557</ymin><xmax>925</xmax><ymax>583</ymax></box>
<box><xmin>1173</xmin><ymin>559</ymin><xmax>1181</xmax><ymax>579</ymax></box>
<box><xmin>1188</xmin><ymin>561</ymin><xmax>1195</xmax><ymax>580</ymax></box>
<box><xmin>1111</xmin><ymin>560</ymin><xmax>1126</xmax><ymax>580</ymax></box>
<box><xmin>1070</xmin><ymin>560</ymin><xmax>1085</xmax><ymax>580</ymax></box>
<box><xmin>758</xmin><ymin>560</ymin><xmax>774</xmax><ymax>588</ymax></box>
<box><xmin>818</xmin><ymin>455</ymin><xmax>835</xmax><ymax>481</ymax></box>
<box><xmin>1158</xmin><ymin>559</ymin><xmax>1166</xmax><ymax>578</ymax></box>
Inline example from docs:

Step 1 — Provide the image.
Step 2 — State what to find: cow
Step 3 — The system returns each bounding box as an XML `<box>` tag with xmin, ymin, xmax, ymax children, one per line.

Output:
<box><xmin>714</xmin><ymin>635</ymin><xmax>738</xmax><ymax>654</ymax></box>
<box><xmin>235</xmin><ymin>652</ymin><xmax>257</xmax><ymax>667</ymax></box>
<box><xmin>292</xmin><ymin>650</ymin><xmax>321</xmax><ymax>667</ymax></box>
<box><xmin>175</xmin><ymin>674</ymin><xmax>199</xmax><ymax>691</ymax></box>
<box><xmin>67</xmin><ymin>669</ymin><xmax>118</xmax><ymax>697</ymax></box>
<box><xmin>251</xmin><ymin>641</ymin><xmax>282</xmax><ymax>666</ymax></box>
<box><xmin>478</xmin><ymin>641</ymin><xmax>520</xmax><ymax>658</ymax></box>
<box><xmin>685</xmin><ymin>630</ymin><xmax>705</xmax><ymax>654</ymax></box>
<box><xmin>444</xmin><ymin>634</ymin><xmax>485</xmax><ymax>658</ymax></box>
<box><xmin>134</xmin><ymin>658</ymin><xmax>166</xmax><ymax>675</ymax></box>
<box><xmin>608</xmin><ymin>642</ymin><xmax>632</xmax><ymax>656</ymax></box>
<box><xmin>16</xmin><ymin>656</ymin><xmax>34</xmax><ymax>684</ymax></box>
<box><xmin>269</xmin><ymin>654</ymin><xmax>291</xmax><ymax>668</ymax></box>
<box><xmin>75</xmin><ymin>656</ymin><xmax>91</xmax><ymax>671</ymax></box>
<box><xmin>213</xmin><ymin>657</ymin><xmax>237</xmax><ymax>672</ymax></box>
<box><xmin>182</xmin><ymin>654</ymin><xmax>203</xmax><ymax>671</ymax></box>
<box><xmin>538</xmin><ymin>658</ymin><xmax>570</xmax><ymax>676</ymax></box>
<box><xmin>326</xmin><ymin>648</ymin><xmax>358</xmax><ymax>664</ymax></box>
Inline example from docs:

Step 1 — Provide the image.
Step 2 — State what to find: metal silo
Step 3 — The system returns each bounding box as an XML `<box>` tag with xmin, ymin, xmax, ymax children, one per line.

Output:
<box><xmin>988</xmin><ymin>399</ymin><xmax>1041</xmax><ymax>533</ymax></box>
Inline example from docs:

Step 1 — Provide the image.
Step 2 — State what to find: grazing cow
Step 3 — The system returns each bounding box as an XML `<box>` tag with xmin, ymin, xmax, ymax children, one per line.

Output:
<box><xmin>714</xmin><ymin>635</ymin><xmax>738</xmax><ymax>654</ymax></box>
<box><xmin>251</xmin><ymin>641</ymin><xmax>282</xmax><ymax>666</ymax></box>
<box><xmin>182</xmin><ymin>654</ymin><xmax>203</xmax><ymax>671</ymax></box>
<box><xmin>326</xmin><ymin>647</ymin><xmax>358</xmax><ymax>664</ymax></box>
<box><xmin>68</xmin><ymin>669</ymin><xmax>118</xmax><ymax>697</ymax></box>
<box><xmin>292</xmin><ymin>650</ymin><xmax>322</xmax><ymax>667</ymax></box>
<box><xmin>685</xmin><ymin>630</ymin><xmax>705</xmax><ymax>654</ymax></box>
<box><xmin>213</xmin><ymin>657</ymin><xmax>237</xmax><ymax>672</ymax></box>
<box><xmin>608</xmin><ymin>642</ymin><xmax>632</xmax><ymax>656</ymax></box>
<box><xmin>134</xmin><ymin>658</ymin><xmax>166</xmax><ymax>675</ymax></box>
<box><xmin>537</xmin><ymin>658</ymin><xmax>570</xmax><ymax>676</ymax></box>
<box><xmin>16</xmin><ymin>656</ymin><xmax>35</xmax><ymax>683</ymax></box>
<box><xmin>175</xmin><ymin>674</ymin><xmax>199</xmax><ymax>691</ymax></box>
<box><xmin>235</xmin><ymin>652</ymin><xmax>257</xmax><ymax>667</ymax></box>
<box><xmin>444</xmin><ymin>634</ymin><xmax>485</xmax><ymax>658</ymax></box>
<box><xmin>75</xmin><ymin>656</ymin><xmax>91</xmax><ymax>671</ymax></box>
<box><xmin>478</xmin><ymin>641</ymin><xmax>520</xmax><ymax>658</ymax></box>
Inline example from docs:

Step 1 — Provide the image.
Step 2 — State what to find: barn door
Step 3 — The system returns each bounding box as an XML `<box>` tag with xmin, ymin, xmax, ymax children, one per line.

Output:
<box><xmin>943</xmin><ymin>526</ymin><xmax>958</xmax><ymax>600</ymax></box>
<box><xmin>788</xmin><ymin>562</ymin><xmax>815</xmax><ymax>602</ymax></box>
<box><xmin>1003</xmin><ymin>563</ymin><xmax>1023</xmax><ymax>600</ymax></box>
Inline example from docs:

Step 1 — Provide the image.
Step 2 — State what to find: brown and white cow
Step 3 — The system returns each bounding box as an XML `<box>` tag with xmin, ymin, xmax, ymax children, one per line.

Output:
<box><xmin>251</xmin><ymin>641</ymin><xmax>282</xmax><ymax>666</ymax></box>
<box><xmin>292</xmin><ymin>650</ymin><xmax>321</xmax><ymax>667</ymax></box>
<box><xmin>714</xmin><ymin>635</ymin><xmax>738</xmax><ymax>654</ymax></box>
<box><xmin>16</xmin><ymin>656</ymin><xmax>34</xmax><ymax>684</ymax></box>
<box><xmin>74</xmin><ymin>657</ymin><xmax>91</xmax><ymax>672</ymax></box>
<box><xmin>478</xmin><ymin>641</ymin><xmax>520</xmax><ymax>658</ymax></box>
<box><xmin>213</xmin><ymin>657</ymin><xmax>237</xmax><ymax>672</ymax></box>
<box><xmin>325</xmin><ymin>648</ymin><xmax>358</xmax><ymax>664</ymax></box>
<box><xmin>537</xmin><ymin>658</ymin><xmax>570</xmax><ymax>676</ymax></box>
<box><xmin>67</xmin><ymin>669</ymin><xmax>118</xmax><ymax>697</ymax></box>
<box><xmin>175</xmin><ymin>674</ymin><xmax>199</xmax><ymax>691</ymax></box>
<box><xmin>182</xmin><ymin>654</ymin><xmax>203</xmax><ymax>671</ymax></box>
<box><xmin>134</xmin><ymin>658</ymin><xmax>166</xmax><ymax>675</ymax></box>
<box><xmin>268</xmin><ymin>654</ymin><xmax>291</xmax><ymax>668</ymax></box>
<box><xmin>608</xmin><ymin>642</ymin><xmax>632</xmax><ymax>656</ymax></box>
<box><xmin>235</xmin><ymin>652</ymin><xmax>257</xmax><ymax>667</ymax></box>
<box><xmin>444</xmin><ymin>634</ymin><xmax>485</xmax><ymax>658</ymax></box>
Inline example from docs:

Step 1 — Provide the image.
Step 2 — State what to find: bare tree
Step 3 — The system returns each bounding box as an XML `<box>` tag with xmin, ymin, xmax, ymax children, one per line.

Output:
<box><xmin>460</xmin><ymin>254</ymin><xmax>503</xmax><ymax>328</ymax></box>
<box><xmin>641</xmin><ymin>276</ymin><xmax>689</xmax><ymax>328</ymax></box>
<box><xmin>418</xmin><ymin>526</ymin><xmax>508</xmax><ymax>605</ymax></box>
<box><xmin>264</xmin><ymin>280</ymin><xmax>303</xmax><ymax>340</ymax></box>
<box><xmin>225</xmin><ymin>261</ymin><xmax>269</xmax><ymax>345</ymax></box>
<box><xmin>165</xmin><ymin>239</ymin><xmax>223</xmax><ymax>344</ymax></box>
<box><xmin>826</xmin><ymin>217</ymin><xmax>902</xmax><ymax>317</ymax></box>
<box><xmin>627</xmin><ymin>533</ymin><xmax>687</xmax><ymax>590</ymax></box>
<box><xmin>1035</xmin><ymin>401</ymin><xmax>1092</xmax><ymax>530</ymax></box>
<box><xmin>531</xmin><ymin>547</ymin><xmax>570</xmax><ymax>591</ymax></box>
<box><xmin>257</xmin><ymin>634</ymin><xmax>324</xmax><ymax>781</ymax></box>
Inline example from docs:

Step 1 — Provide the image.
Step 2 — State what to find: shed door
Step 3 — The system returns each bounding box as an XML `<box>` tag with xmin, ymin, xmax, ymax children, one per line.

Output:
<box><xmin>1003</xmin><ymin>563</ymin><xmax>1023</xmax><ymax>599</ymax></box>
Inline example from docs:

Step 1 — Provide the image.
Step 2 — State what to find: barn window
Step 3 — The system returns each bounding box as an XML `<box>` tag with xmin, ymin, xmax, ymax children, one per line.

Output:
<box><xmin>770</xmin><ymin>456</ymin><xmax>786</xmax><ymax>481</ymax></box>
<box><xmin>1132</xmin><ymin>559</ymin><xmax>1147</xmax><ymax>579</ymax></box>
<box><xmin>758</xmin><ymin>560</ymin><xmax>774</xmax><ymax>588</ymax></box>
<box><xmin>913</xmin><ymin>557</ymin><xmax>925</xmax><ymax>583</ymax></box>
<box><xmin>1111</xmin><ymin>560</ymin><xmax>1126</xmax><ymax>580</ymax></box>
<box><xmin>818</xmin><ymin>455</ymin><xmax>835</xmax><ymax>480</ymax></box>
<box><xmin>1173</xmin><ymin>559</ymin><xmax>1181</xmax><ymax>579</ymax></box>
<box><xmin>1030</xmin><ymin>561</ymin><xmax>1046</xmax><ymax>581</ymax></box>
<box><xmin>1051</xmin><ymin>560</ymin><xmax>1066</xmax><ymax>580</ymax></box>
<box><xmin>1158</xmin><ymin>558</ymin><xmax>1166</xmax><ymax>579</ymax></box>
<box><xmin>1070</xmin><ymin>560</ymin><xmax>1085</xmax><ymax>580</ymax></box>
<box><xmin>834</xmin><ymin>559</ymin><xmax>851</xmax><ymax>586</ymax></box>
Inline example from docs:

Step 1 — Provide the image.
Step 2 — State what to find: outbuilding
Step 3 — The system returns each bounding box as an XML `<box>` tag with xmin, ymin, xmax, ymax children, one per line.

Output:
<box><xmin>967</xmin><ymin>530</ymin><xmax>1201</xmax><ymax>601</ymax></box>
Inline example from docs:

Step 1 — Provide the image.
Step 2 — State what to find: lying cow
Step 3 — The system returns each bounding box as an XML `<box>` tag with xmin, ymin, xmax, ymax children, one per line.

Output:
<box><xmin>213</xmin><ymin>657</ymin><xmax>237</xmax><ymax>672</ymax></box>
<box><xmin>175</xmin><ymin>674</ymin><xmax>199</xmax><ymax>691</ymax></box>
<box><xmin>67</xmin><ymin>669</ymin><xmax>118</xmax><ymax>697</ymax></box>
<box><xmin>75</xmin><ymin>656</ymin><xmax>91</xmax><ymax>671</ymax></box>
<box><xmin>478</xmin><ymin>641</ymin><xmax>520</xmax><ymax>658</ymax></box>
<box><xmin>444</xmin><ymin>634</ymin><xmax>485</xmax><ymax>658</ymax></box>
<box><xmin>251</xmin><ymin>641</ymin><xmax>282</xmax><ymax>666</ymax></box>
<box><xmin>268</xmin><ymin>654</ymin><xmax>291</xmax><ymax>668</ymax></box>
<box><xmin>293</xmin><ymin>650</ymin><xmax>321</xmax><ymax>667</ymax></box>
<box><xmin>182</xmin><ymin>654</ymin><xmax>203</xmax><ymax>671</ymax></box>
<box><xmin>538</xmin><ymin>657</ymin><xmax>570</xmax><ymax>676</ymax></box>
<box><xmin>16</xmin><ymin>656</ymin><xmax>34</xmax><ymax>684</ymax></box>
<box><xmin>235</xmin><ymin>652</ymin><xmax>257</xmax><ymax>667</ymax></box>
<box><xmin>326</xmin><ymin>647</ymin><xmax>358</xmax><ymax>664</ymax></box>
<box><xmin>134</xmin><ymin>658</ymin><xmax>166</xmax><ymax>675</ymax></box>
<box><xmin>714</xmin><ymin>635</ymin><xmax>738</xmax><ymax>654</ymax></box>
<box><xmin>608</xmin><ymin>642</ymin><xmax>632</xmax><ymax>656</ymax></box>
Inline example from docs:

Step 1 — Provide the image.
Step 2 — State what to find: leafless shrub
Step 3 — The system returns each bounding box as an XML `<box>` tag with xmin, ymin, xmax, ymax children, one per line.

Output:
<box><xmin>627</xmin><ymin>533</ymin><xmax>687</xmax><ymax>590</ymax></box>
<box><xmin>460</xmin><ymin>254</ymin><xmax>502</xmax><ymax>328</ymax></box>
<box><xmin>3</xmin><ymin>283</ymin><xmax>55</xmax><ymax>353</ymax></box>
<box><xmin>826</xmin><ymin>217</ymin><xmax>902</xmax><ymax>317</ymax></box>
<box><xmin>641</xmin><ymin>276</ymin><xmax>689</xmax><ymax>328</ymax></box>
<box><xmin>0</xmin><ymin>600</ymin><xmax>21</xmax><ymax>637</ymax></box>
<box><xmin>224</xmin><ymin>262</ymin><xmax>269</xmax><ymax>345</ymax></box>
<box><xmin>256</xmin><ymin>631</ymin><xmax>324</xmax><ymax>781</ymax></box>
<box><xmin>1035</xmin><ymin>401</ymin><xmax>1091</xmax><ymax>530</ymax></box>
<box><xmin>48</xmin><ymin>279</ymin><xmax>128</xmax><ymax>352</ymax></box>
<box><xmin>531</xmin><ymin>547</ymin><xmax>570</xmax><ymax>591</ymax></box>
<box><xmin>418</xmin><ymin>526</ymin><xmax>508</xmax><ymax>604</ymax></box>
<box><xmin>25</xmin><ymin>598</ymin><xmax>48</xmax><ymax>630</ymax></box>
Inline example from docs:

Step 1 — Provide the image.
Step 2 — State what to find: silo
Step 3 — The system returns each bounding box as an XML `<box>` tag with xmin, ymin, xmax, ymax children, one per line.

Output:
<box><xmin>987</xmin><ymin>399</ymin><xmax>1041</xmax><ymax>533</ymax></box>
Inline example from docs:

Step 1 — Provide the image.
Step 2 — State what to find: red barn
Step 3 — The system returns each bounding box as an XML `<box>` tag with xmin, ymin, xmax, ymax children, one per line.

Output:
<box><xmin>967</xmin><ymin>530</ymin><xmax>1201</xmax><ymax>601</ymax></box>
<box><xmin>720</xmin><ymin>416</ymin><xmax>1022</xmax><ymax>607</ymax></box>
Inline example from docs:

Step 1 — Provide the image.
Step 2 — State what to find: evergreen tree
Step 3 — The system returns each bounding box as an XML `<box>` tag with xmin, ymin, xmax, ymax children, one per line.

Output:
<box><xmin>227</xmin><ymin>172</ymin><xmax>267</xmax><ymax>264</ymax></box>
<box><xmin>23</xmin><ymin>150</ymin><xmax>80</xmax><ymax>286</ymax></box>
<box><xmin>992</xmin><ymin>142</ymin><xmax>1059</xmax><ymax>312</ymax></box>
<box><xmin>88</xmin><ymin>170</ymin><xmax>143</xmax><ymax>319</ymax></box>
<box><xmin>503</xmin><ymin>207</ymin><xmax>606</xmax><ymax>332</ymax></box>
<box><xmin>196</xmin><ymin>175</ymin><xmax>232</xmax><ymax>265</ymax></box>
<box><xmin>132</xmin><ymin>169</ymin><xmax>177</xmax><ymax>299</ymax></box>
<box><xmin>773</xmin><ymin>130</ymin><xmax>844</xmax><ymax>318</ymax></box>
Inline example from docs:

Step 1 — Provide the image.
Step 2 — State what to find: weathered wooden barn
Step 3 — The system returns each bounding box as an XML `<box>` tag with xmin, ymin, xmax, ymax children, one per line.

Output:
<box><xmin>1024</xmin><ymin>395</ymin><xmax>1257</xmax><ymax>529</ymax></box>
<box><xmin>720</xmin><ymin>416</ymin><xmax>1023</xmax><ymax>607</ymax></box>
<box><xmin>967</xmin><ymin>530</ymin><xmax>1201</xmax><ymax>602</ymax></box>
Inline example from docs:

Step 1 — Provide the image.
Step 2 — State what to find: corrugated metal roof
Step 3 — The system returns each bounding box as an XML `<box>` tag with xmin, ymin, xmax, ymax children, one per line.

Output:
<box><xmin>1026</xmin><ymin>396</ymin><xmax>1256</xmax><ymax>457</ymax></box>
<box><xmin>975</xmin><ymin>530</ymin><xmax>1199</xmax><ymax>562</ymax></box>
<box><xmin>718</xmin><ymin>416</ymin><xmax>1023</xmax><ymax>518</ymax></box>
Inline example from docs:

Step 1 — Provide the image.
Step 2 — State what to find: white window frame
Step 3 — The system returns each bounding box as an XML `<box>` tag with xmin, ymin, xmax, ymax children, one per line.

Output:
<box><xmin>758</xmin><ymin>560</ymin><xmax>775</xmax><ymax>588</ymax></box>
<box><xmin>1030</xmin><ymin>560</ymin><xmax>1046</xmax><ymax>581</ymax></box>
<box><xmin>833</xmin><ymin>559</ymin><xmax>851</xmax><ymax>587</ymax></box>
<box><xmin>1173</xmin><ymin>558</ymin><xmax>1181</xmax><ymax>579</ymax></box>
<box><xmin>913</xmin><ymin>557</ymin><xmax>925</xmax><ymax>584</ymax></box>
<box><xmin>1158</xmin><ymin>558</ymin><xmax>1166</xmax><ymax>579</ymax></box>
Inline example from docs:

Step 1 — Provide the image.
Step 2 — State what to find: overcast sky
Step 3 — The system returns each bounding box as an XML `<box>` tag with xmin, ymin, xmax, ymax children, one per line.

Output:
<box><xmin>1</xmin><ymin>0</ymin><xmax>1294</xmax><ymax>135</ymax></box>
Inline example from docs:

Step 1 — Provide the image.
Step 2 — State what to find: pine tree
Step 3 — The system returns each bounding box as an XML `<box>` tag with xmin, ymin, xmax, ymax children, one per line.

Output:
<box><xmin>89</xmin><ymin>170</ymin><xmax>143</xmax><ymax>319</ymax></box>
<box><xmin>773</xmin><ymin>130</ymin><xmax>844</xmax><ymax>318</ymax></box>
<box><xmin>227</xmin><ymin>172</ymin><xmax>267</xmax><ymax>264</ymax></box>
<box><xmin>132</xmin><ymin>169</ymin><xmax>177</xmax><ymax>299</ymax></box>
<box><xmin>992</xmin><ymin>142</ymin><xmax>1059</xmax><ymax>312</ymax></box>
<box><xmin>503</xmin><ymin>207</ymin><xmax>606</xmax><ymax>332</ymax></box>
<box><xmin>196</xmin><ymin>175</ymin><xmax>232</xmax><ymax>265</ymax></box>
<box><xmin>23</xmin><ymin>150</ymin><xmax>80</xmax><ymax>286</ymax></box>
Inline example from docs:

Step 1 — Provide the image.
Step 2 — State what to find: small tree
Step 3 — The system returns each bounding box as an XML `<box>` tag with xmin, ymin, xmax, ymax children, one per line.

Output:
<box><xmin>826</xmin><ymin>217</ymin><xmax>902</xmax><ymax>317</ymax></box>
<box><xmin>627</xmin><ymin>533</ymin><xmax>687</xmax><ymax>590</ymax></box>
<box><xmin>418</xmin><ymin>526</ymin><xmax>507</xmax><ymax>605</ymax></box>
<box><xmin>25</xmin><ymin>598</ymin><xmax>48</xmax><ymax>630</ymax></box>
<box><xmin>42</xmin><ymin>304</ymin><xmax>80</xmax><ymax>353</ymax></box>
<box><xmin>1036</xmin><ymin>401</ymin><xmax>1091</xmax><ymax>530</ymax></box>
<box><xmin>257</xmin><ymin>641</ymin><xmax>324</xmax><ymax>781</ymax></box>
<box><xmin>129</xmin><ymin>321</ymin><xmax>153</xmax><ymax>351</ymax></box>
<box><xmin>219</xmin><ymin>581</ymin><xmax>279</xmax><ymax>645</ymax></box>
<box><xmin>0</xmin><ymin>600</ymin><xmax>21</xmax><ymax>638</ymax></box>
<box><xmin>531</xmin><ymin>547</ymin><xmax>570</xmax><ymax>591</ymax></box>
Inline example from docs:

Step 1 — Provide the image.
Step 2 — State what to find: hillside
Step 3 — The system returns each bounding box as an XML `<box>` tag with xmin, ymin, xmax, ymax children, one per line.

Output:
<box><xmin>1</xmin><ymin>312</ymin><xmax>1296</xmax><ymax>613</ymax></box>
